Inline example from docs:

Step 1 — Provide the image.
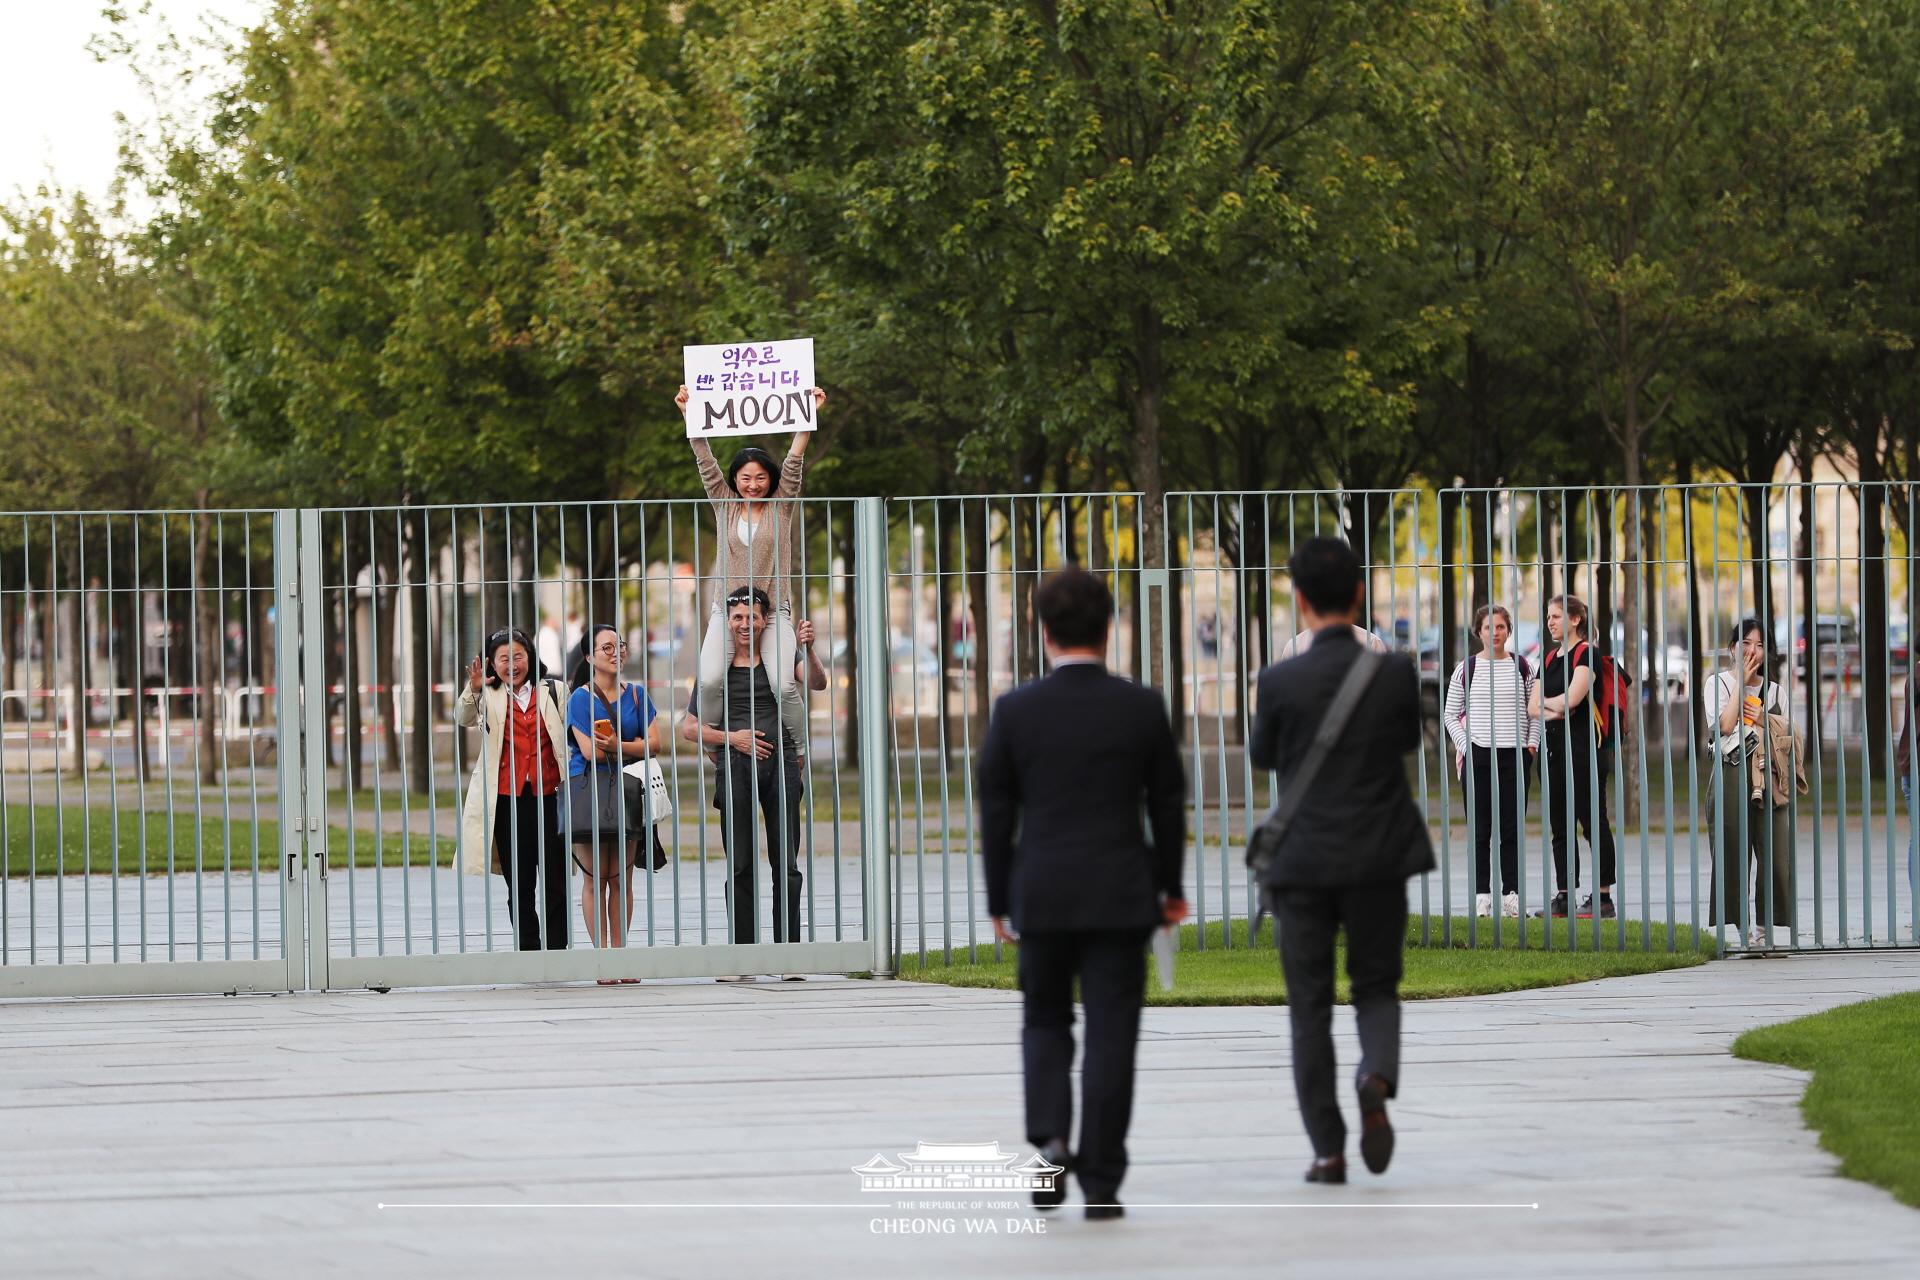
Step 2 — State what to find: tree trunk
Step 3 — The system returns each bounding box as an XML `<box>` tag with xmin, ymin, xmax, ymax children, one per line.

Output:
<box><xmin>2</xmin><ymin>589</ymin><xmax>15</xmax><ymax>715</ymax></box>
<box><xmin>63</xmin><ymin>540</ymin><xmax>85</xmax><ymax>771</ymax></box>
<box><xmin>446</xmin><ymin>519</ymin><xmax>465</xmax><ymax>774</ymax></box>
<box><xmin>1595</xmin><ymin>494</ymin><xmax>1617</xmax><ymax>664</ymax></box>
<box><xmin>840</xmin><ymin>526</ymin><xmax>860</xmax><ymax>771</ymax></box>
<box><xmin>1087</xmin><ymin>451</ymin><xmax>1111</xmax><ymax>570</ymax></box>
<box><xmin>1233</xmin><ymin>490</ymin><xmax>1272</xmax><ymax>745</ymax></box>
<box><xmin>482</xmin><ymin>510</ymin><xmax>510</xmax><ymax>635</ymax></box>
<box><xmin>405</xmin><ymin>510</ymin><xmax>433</xmax><ymax>794</ymax></box>
<box><xmin>1167</xmin><ymin>545</ymin><xmax>1186</xmax><ymax>744</ymax></box>
<box><xmin>1131</xmin><ymin>304</ymin><xmax>1168</xmax><ymax>696</ymax></box>
<box><xmin>1465</xmin><ymin>328</ymin><xmax>1494</xmax><ymax>612</ymax></box>
<box><xmin>1468</xmin><ymin>489</ymin><xmax>1495</xmax><ymax>619</ymax></box>
<box><xmin>39</xmin><ymin>548</ymin><xmax>57</xmax><ymax>742</ymax></box>
<box><xmin>1012</xmin><ymin>497</ymin><xmax>1040</xmax><ymax>685</ymax></box>
<box><xmin>256</xmin><ymin>548</ymin><xmax>274</xmax><ymax>730</ymax></box>
<box><xmin>1639</xmin><ymin>494</ymin><xmax>1666</xmax><ymax>747</ymax></box>
<box><xmin>1859</xmin><ymin>435</ymin><xmax>1891</xmax><ymax>766</ymax></box>
<box><xmin>936</xmin><ymin>503</ymin><xmax>956</xmax><ymax>765</ymax></box>
<box><xmin>1798</xmin><ymin>439</ymin><xmax>1822</xmax><ymax>748</ymax></box>
<box><xmin>1678</xmin><ymin>454</ymin><xmax>1706</xmax><ymax>754</ymax></box>
<box><xmin>373</xmin><ymin>523</ymin><xmax>400</xmax><ymax>789</ymax></box>
<box><xmin>964</xmin><ymin>501</ymin><xmax>992</xmax><ymax>731</ymax></box>
<box><xmin>338</xmin><ymin>522</ymin><xmax>364</xmax><ymax>792</ymax></box>
<box><xmin>1536</xmin><ymin>491</ymin><xmax>1556</xmax><ymax>616</ymax></box>
<box><xmin>1439</xmin><ymin>489</ymin><xmax>1462</xmax><ymax>685</ymax></box>
<box><xmin>193</xmin><ymin>508</ymin><xmax>221</xmax><ymax>785</ymax></box>
<box><xmin>584</xmin><ymin>508</ymin><xmax>616</xmax><ymax>635</ymax></box>
<box><xmin>1618</xmin><ymin>397</ymin><xmax>1645</xmax><ymax>835</ymax></box>
<box><xmin>1743</xmin><ymin>483</ymin><xmax>1774</xmax><ymax>630</ymax></box>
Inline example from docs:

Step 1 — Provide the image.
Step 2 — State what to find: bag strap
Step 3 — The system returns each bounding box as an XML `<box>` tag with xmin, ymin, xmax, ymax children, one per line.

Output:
<box><xmin>1262</xmin><ymin>649</ymin><xmax>1384</xmax><ymax>850</ymax></box>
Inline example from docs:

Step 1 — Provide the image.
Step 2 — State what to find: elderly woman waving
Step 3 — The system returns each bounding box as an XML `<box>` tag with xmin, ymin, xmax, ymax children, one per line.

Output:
<box><xmin>455</xmin><ymin>627</ymin><xmax>571</xmax><ymax>951</ymax></box>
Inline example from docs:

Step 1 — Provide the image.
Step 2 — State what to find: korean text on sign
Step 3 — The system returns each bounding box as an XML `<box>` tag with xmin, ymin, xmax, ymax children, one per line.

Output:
<box><xmin>683</xmin><ymin>338</ymin><xmax>817</xmax><ymax>438</ymax></box>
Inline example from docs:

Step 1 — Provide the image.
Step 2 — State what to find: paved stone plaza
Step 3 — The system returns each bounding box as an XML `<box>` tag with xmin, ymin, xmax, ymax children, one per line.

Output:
<box><xmin>3</xmin><ymin>953</ymin><xmax>1918</xmax><ymax>1278</ymax></box>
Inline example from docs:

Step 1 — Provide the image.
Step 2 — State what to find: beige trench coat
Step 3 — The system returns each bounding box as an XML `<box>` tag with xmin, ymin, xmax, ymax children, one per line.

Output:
<box><xmin>455</xmin><ymin>679</ymin><xmax>571</xmax><ymax>875</ymax></box>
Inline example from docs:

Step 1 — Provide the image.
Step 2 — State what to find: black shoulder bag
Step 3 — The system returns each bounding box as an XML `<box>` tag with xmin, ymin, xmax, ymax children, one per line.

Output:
<box><xmin>565</xmin><ymin>685</ymin><xmax>669</xmax><ymax>870</ymax></box>
<box><xmin>1246</xmin><ymin>650</ymin><xmax>1383</xmax><ymax>924</ymax></box>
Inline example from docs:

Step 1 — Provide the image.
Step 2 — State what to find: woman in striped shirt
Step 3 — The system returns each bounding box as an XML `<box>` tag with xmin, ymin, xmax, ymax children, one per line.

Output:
<box><xmin>1443</xmin><ymin>605</ymin><xmax>1541</xmax><ymax>918</ymax></box>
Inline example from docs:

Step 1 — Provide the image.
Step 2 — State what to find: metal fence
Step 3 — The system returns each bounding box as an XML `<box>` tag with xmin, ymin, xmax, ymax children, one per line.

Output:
<box><xmin>0</xmin><ymin>510</ymin><xmax>299</xmax><ymax>996</ymax></box>
<box><xmin>879</xmin><ymin>483</ymin><xmax>1919</xmax><ymax>962</ymax></box>
<box><xmin>2</xmin><ymin>500</ymin><xmax>890</xmax><ymax>995</ymax></box>
<box><xmin>5</xmin><ymin>483</ymin><xmax>1917</xmax><ymax>997</ymax></box>
<box><xmin>882</xmin><ymin>493</ymin><xmax>1146</xmax><ymax>966</ymax></box>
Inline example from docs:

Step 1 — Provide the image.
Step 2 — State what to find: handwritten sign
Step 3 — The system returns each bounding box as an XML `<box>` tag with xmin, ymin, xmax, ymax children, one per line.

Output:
<box><xmin>683</xmin><ymin>338</ymin><xmax>816</xmax><ymax>438</ymax></box>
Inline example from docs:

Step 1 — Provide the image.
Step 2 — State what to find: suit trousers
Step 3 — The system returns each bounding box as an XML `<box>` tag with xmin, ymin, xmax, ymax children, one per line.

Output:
<box><xmin>1273</xmin><ymin>882</ymin><xmax>1408</xmax><ymax>1159</ymax></box>
<box><xmin>1018</xmin><ymin>928</ymin><xmax>1151</xmax><ymax>1202</ymax></box>
<box><xmin>1543</xmin><ymin>740</ymin><xmax>1617</xmax><ymax>891</ymax></box>
<box><xmin>1466</xmin><ymin>744</ymin><xmax>1527</xmax><ymax>895</ymax></box>
<box><xmin>492</xmin><ymin>787</ymin><xmax>568</xmax><ymax>950</ymax></box>
<box><xmin>716</xmin><ymin>759</ymin><xmax>805</xmax><ymax>944</ymax></box>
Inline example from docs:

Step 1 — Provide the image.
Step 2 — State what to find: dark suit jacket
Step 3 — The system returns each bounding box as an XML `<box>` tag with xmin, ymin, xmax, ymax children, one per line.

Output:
<box><xmin>978</xmin><ymin>662</ymin><xmax>1186</xmax><ymax>932</ymax></box>
<box><xmin>1248</xmin><ymin>626</ymin><xmax>1435</xmax><ymax>889</ymax></box>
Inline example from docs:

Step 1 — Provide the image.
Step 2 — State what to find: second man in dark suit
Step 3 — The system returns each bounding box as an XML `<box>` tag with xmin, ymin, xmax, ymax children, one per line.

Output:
<box><xmin>1250</xmin><ymin>537</ymin><xmax>1434</xmax><ymax>1185</ymax></box>
<box><xmin>978</xmin><ymin>567</ymin><xmax>1187</xmax><ymax>1221</ymax></box>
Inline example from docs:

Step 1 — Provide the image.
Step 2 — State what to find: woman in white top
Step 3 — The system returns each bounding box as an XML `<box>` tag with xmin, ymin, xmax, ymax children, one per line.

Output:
<box><xmin>1443</xmin><ymin>605</ymin><xmax>1540</xmax><ymax>918</ymax></box>
<box><xmin>1703</xmin><ymin>618</ymin><xmax>1793</xmax><ymax>948</ymax></box>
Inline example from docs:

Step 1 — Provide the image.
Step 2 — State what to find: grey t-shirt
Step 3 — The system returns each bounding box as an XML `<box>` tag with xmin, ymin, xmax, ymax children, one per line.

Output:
<box><xmin>687</xmin><ymin>665</ymin><xmax>798</xmax><ymax>761</ymax></box>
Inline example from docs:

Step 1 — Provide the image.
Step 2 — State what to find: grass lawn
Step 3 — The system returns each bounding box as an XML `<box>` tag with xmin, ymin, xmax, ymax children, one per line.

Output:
<box><xmin>2</xmin><ymin>804</ymin><xmax>453</xmax><ymax>878</ymax></box>
<box><xmin>897</xmin><ymin>916</ymin><xmax>1719</xmax><ymax>1006</ymax></box>
<box><xmin>1732</xmin><ymin>993</ymin><xmax>1920</xmax><ymax>1209</ymax></box>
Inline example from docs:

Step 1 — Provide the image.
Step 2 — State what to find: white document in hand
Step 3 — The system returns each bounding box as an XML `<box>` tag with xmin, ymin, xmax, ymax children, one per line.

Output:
<box><xmin>1151</xmin><ymin>925</ymin><xmax>1176</xmax><ymax>992</ymax></box>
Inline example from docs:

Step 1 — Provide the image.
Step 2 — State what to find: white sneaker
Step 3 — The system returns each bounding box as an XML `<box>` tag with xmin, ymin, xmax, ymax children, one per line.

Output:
<box><xmin>1475</xmin><ymin>893</ymin><xmax>1493</xmax><ymax>918</ymax></box>
<box><xmin>1747</xmin><ymin>924</ymin><xmax>1767</xmax><ymax>950</ymax></box>
<box><xmin>1501</xmin><ymin>893</ymin><xmax>1520</xmax><ymax>918</ymax></box>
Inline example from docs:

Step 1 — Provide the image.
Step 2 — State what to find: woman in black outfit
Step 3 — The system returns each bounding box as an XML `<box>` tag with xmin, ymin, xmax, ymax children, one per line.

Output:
<box><xmin>1528</xmin><ymin>594</ymin><xmax>1618</xmax><ymax>919</ymax></box>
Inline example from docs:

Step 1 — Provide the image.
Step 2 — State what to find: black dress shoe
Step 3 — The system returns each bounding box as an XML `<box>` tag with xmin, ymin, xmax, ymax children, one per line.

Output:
<box><xmin>1085</xmin><ymin>1201</ymin><xmax>1125</xmax><ymax>1221</ymax></box>
<box><xmin>1303</xmin><ymin>1156</ymin><xmax>1346</xmax><ymax>1184</ymax></box>
<box><xmin>1356</xmin><ymin>1073</ymin><xmax>1395</xmax><ymax>1175</ymax></box>
<box><xmin>1032</xmin><ymin>1140</ymin><xmax>1070</xmax><ymax>1211</ymax></box>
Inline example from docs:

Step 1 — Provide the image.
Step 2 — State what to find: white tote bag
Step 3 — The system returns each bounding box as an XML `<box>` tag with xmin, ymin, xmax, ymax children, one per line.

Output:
<box><xmin>621</xmin><ymin>757</ymin><xmax>674</xmax><ymax>822</ymax></box>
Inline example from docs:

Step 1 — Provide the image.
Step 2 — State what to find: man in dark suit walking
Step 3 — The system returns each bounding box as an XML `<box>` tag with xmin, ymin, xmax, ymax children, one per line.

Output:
<box><xmin>979</xmin><ymin>567</ymin><xmax>1187</xmax><ymax>1221</ymax></box>
<box><xmin>1249</xmin><ymin>537</ymin><xmax>1434</xmax><ymax>1185</ymax></box>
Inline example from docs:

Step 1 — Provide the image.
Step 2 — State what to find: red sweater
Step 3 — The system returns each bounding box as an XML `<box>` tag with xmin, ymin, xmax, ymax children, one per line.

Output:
<box><xmin>499</xmin><ymin>693</ymin><xmax>561</xmax><ymax>795</ymax></box>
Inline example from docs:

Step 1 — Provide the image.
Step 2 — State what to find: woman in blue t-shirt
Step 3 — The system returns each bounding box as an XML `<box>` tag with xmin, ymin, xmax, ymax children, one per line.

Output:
<box><xmin>566</xmin><ymin>623</ymin><xmax>666</xmax><ymax>958</ymax></box>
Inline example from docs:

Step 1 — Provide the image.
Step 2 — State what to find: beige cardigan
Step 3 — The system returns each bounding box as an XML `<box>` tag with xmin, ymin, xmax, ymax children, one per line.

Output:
<box><xmin>454</xmin><ymin>679</ymin><xmax>570</xmax><ymax>875</ymax></box>
<box><xmin>690</xmin><ymin>437</ymin><xmax>809</xmax><ymax>610</ymax></box>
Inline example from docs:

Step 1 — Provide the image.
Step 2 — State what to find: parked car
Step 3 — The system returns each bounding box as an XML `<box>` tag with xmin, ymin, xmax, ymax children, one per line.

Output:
<box><xmin>1773</xmin><ymin>614</ymin><xmax>1861</xmax><ymax>678</ymax></box>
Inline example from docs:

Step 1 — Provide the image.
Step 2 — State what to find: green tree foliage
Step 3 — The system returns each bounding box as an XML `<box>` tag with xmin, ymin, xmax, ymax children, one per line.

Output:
<box><xmin>1405</xmin><ymin>0</ymin><xmax>1886</xmax><ymax>818</ymax></box>
<box><xmin>0</xmin><ymin>194</ymin><xmax>182</xmax><ymax>511</ymax></box>
<box><xmin>730</xmin><ymin>0</ymin><xmax>1434</xmax><ymax>592</ymax></box>
<box><xmin>197</xmin><ymin>0</ymin><xmax>736</xmax><ymax>507</ymax></box>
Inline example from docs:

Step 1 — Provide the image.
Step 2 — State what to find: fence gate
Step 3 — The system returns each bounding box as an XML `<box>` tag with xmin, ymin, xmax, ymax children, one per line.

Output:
<box><xmin>292</xmin><ymin>499</ymin><xmax>887</xmax><ymax>991</ymax></box>
<box><xmin>0</xmin><ymin>509</ymin><xmax>307</xmax><ymax>998</ymax></box>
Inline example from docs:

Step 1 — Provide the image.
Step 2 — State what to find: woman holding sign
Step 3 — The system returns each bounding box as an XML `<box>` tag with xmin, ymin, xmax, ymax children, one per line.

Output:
<box><xmin>676</xmin><ymin>381</ymin><xmax>827</xmax><ymax>740</ymax></box>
